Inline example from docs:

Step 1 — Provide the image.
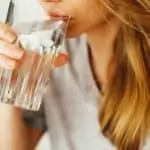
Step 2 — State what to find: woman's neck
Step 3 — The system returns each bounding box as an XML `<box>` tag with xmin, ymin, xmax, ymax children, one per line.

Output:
<box><xmin>85</xmin><ymin>17</ymin><xmax>121</xmax><ymax>90</ymax></box>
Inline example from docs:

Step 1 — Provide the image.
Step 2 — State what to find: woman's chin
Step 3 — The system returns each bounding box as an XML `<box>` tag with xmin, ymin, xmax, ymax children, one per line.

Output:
<box><xmin>65</xmin><ymin>28</ymin><xmax>83</xmax><ymax>39</ymax></box>
<box><xmin>65</xmin><ymin>31</ymin><xmax>75</xmax><ymax>39</ymax></box>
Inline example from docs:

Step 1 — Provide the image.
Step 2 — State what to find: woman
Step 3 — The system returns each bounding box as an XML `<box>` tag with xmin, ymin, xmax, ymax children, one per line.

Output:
<box><xmin>0</xmin><ymin>0</ymin><xmax>149</xmax><ymax>150</ymax></box>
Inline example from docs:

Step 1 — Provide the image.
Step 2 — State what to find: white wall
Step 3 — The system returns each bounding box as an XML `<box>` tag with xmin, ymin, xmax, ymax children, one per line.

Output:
<box><xmin>0</xmin><ymin>0</ymin><xmax>48</xmax><ymax>23</ymax></box>
<box><xmin>0</xmin><ymin>0</ymin><xmax>10</xmax><ymax>22</ymax></box>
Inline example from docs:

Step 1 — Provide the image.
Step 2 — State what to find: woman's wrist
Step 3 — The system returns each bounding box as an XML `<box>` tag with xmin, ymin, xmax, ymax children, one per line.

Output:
<box><xmin>0</xmin><ymin>103</ymin><xmax>23</xmax><ymax>118</ymax></box>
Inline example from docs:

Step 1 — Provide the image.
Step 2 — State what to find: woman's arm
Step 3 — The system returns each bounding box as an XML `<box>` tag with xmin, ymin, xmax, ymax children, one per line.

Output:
<box><xmin>0</xmin><ymin>104</ymin><xmax>43</xmax><ymax>150</ymax></box>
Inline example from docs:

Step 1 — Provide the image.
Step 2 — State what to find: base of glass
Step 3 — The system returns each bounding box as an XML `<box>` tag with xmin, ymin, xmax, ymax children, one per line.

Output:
<box><xmin>0</xmin><ymin>97</ymin><xmax>41</xmax><ymax>111</ymax></box>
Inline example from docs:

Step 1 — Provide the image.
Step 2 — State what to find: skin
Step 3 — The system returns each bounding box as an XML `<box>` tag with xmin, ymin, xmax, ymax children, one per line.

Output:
<box><xmin>40</xmin><ymin>0</ymin><xmax>108</xmax><ymax>38</ymax></box>
<box><xmin>41</xmin><ymin>0</ymin><xmax>121</xmax><ymax>87</ymax></box>
<box><xmin>0</xmin><ymin>0</ymin><xmax>121</xmax><ymax>149</ymax></box>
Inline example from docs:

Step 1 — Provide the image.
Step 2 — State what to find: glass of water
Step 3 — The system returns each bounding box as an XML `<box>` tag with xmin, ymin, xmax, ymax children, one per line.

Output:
<box><xmin>0</xmin><ymin>19</ymin><xmax>68</xmax><ymax>111</ymax></box>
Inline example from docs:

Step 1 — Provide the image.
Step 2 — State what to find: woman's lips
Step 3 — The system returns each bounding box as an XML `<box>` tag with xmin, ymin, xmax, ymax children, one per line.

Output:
<box><xmin>50</xmin><ymin>12</ymin><xmax>69</xmax><ymax>21</ymax></box>
<box><xmin>49</xmin><ymin>9</ymin><xmax>69</xmax><ymax>21</ymax></box>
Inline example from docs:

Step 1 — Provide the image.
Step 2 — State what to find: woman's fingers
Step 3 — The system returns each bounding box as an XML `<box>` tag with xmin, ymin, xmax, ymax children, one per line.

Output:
<box><xmin>0</xmin><ymin>40</ymin><xmax>24</xmax><ymax>59</ymax></box>
<box><xmin>0</xmin><ymin>54</ymin><xmax>18</xmax><ymax>70</ymax></box>
<box><xmin>0</xmin><ymin>23</ymin><xmax>17</xmax><ymax>43</ymax></box>
<box><xmin>0</xmin><ymin>22</ymin><xmax>24</xmax><ymax>70</ymax></box>
<box><xmin>53</xmin><ymin>53</ymin><xmax>68</xmax><ymax>67</ymax></box>
<box><xmin>0</xmin><ymin>39</ymin><xmax>24</xmax><ymax>70</ymax></box>
<box><xmin>0</xmin><ymin>22</ymin><xmax>68</xmax><ymax>70</ymax></box>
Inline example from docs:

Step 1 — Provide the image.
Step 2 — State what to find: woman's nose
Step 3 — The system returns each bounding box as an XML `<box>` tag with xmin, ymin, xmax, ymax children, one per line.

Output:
<box><xmin>39</xmin><ymin>0</ymin><xmax>63</xmax><ymax>15</ymax></box>
<box><xmin>39</xmin><ymin>0</ymin><xmax>61</xmax><ymax>2</ymax></box>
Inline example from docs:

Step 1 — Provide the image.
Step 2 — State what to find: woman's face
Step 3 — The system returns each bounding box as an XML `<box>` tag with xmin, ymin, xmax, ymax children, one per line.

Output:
<box><xmin>41</xmin><ymin>0</ymin><xmax>108</xmax><ymax>38</ymax></box>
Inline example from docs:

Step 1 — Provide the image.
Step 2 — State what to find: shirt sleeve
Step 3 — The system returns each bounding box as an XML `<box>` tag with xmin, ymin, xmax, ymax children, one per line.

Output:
<box><xmin>23</xmin><ymin>103</ymin><xmax>47</xmax><ymax>132</ymax></box>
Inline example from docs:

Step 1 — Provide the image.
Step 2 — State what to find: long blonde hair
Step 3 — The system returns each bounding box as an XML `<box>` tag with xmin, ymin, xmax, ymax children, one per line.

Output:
<box><xmin>98</xmin><ymin>1</ymin><xmax>150</xmax><ymax>149</ymax></box>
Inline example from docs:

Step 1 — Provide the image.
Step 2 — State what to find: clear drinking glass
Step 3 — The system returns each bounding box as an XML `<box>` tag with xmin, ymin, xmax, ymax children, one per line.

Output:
<box><xmin>0</xmin><ymin>19</ymin><xmax>68</xmax><ymax>111</ymax></box>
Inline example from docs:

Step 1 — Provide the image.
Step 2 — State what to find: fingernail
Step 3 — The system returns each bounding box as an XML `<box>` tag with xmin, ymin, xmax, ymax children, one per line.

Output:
<box><xmin>13</xmin><ymin>49</ymin><xmax>24</xmax><ymax>59</ymax></box>
<box><xmin>6</xmin><ymin>32</ymin><xmax>17</xmax><ymax>43</ymax></box>
<box><xmin>7</xmin><ymin>33</ymin><xmax>17</xmax><ymax>43</ymax></box>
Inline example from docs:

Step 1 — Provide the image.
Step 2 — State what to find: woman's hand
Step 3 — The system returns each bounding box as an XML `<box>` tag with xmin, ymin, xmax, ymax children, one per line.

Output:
<box><xmin>0</xmin><ymin>22</ymin><xmax>23</xmax><ymax>69</ymax></box>
<box><xmin>0</xmin><ymin>22</ymin><xmax>68</xmax><ymax>70</ymax></box>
